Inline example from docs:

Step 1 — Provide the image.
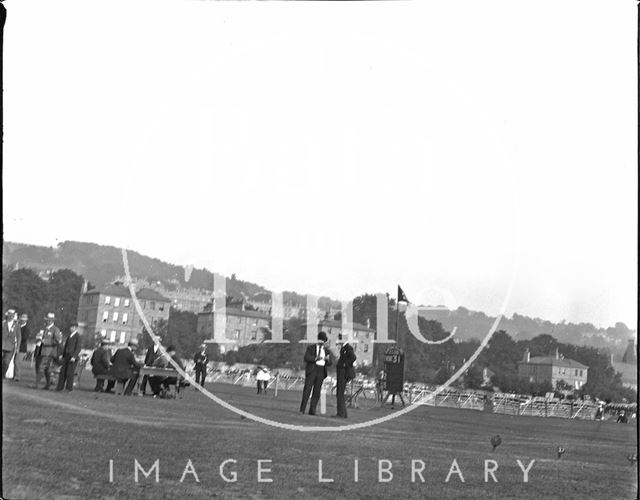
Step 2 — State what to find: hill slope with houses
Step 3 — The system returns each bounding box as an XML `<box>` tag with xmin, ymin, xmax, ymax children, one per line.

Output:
<box><xmin>3</xmin><ymin>240</ymin><xmax>635</xmax><ymax>358</ymax></box>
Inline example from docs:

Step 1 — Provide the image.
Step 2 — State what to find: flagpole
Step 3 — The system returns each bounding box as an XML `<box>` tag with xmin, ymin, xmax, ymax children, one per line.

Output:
<box><xmin>394</xmin><ymin>287</ymin><xmax>400</xmax><ymax>346</ymax></box>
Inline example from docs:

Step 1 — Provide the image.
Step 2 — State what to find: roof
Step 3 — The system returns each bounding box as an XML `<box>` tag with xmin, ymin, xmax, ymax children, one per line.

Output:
<box><xmin>83</xmin><ymin>284</ymin><xmax>170</xmax><ymax>302</ymax></box>
<box><xmin>315</xmin><ymin>319</ymin><xmax>375</xmax><ymax>332</ymax></box>
<box><xmin>198</xmin><ymin>308</ymin><xmax>270</xmax><ymax>320</ymax></box>
<box><xmin>518</xmin><ymin>356</ymin><xmax>588</xmax><ymax>369</ymax></box>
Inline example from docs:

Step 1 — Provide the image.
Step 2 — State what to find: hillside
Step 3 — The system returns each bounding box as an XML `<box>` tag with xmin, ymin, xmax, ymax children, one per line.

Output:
<box><xmin>2</xmin><ymin>240</ymin><xmax>635</xmax><ymax>356</ymax></box>
<box><xmin>2</xmin><ymin>241</ymin><xmax>340</xmax><ymax>308</ymax></box>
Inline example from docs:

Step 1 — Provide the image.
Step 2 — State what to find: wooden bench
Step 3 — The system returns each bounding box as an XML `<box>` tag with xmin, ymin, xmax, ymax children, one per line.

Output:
<box><xmin>92</xmin><ymin>367</ymin><xmax>188</xmax><ymax>397</ymax></box>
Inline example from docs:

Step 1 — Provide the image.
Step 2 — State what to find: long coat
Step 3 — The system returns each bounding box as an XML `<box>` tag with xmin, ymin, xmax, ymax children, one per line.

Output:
<box><xmin>61</xmin><ymin>332</ymin><xmax>82</xmax><ymax>360</ymax></box>
<box><xmin>37</xmin><ymin>325</ymin><xmax>62</xmax><ymax>357</ymax></box>
<box><xmin>336</xmin><ymin>343</ymin><xmax>357</xmax><ymax>381</ymax></box>
<box><xmin>2</xmin><ymin>320</ymin><xmax>21</xmax><ymax>352</ymax></box>
<box><xmin>303</xmin><ymin>344</ymin><xmax>333</xmax><ymax>378</ymax></box>
<box><xmin>109</xmin><ymin>347</ymin><xmax>140</xmax><ymax>380</ymax></box>
<box><xmin>91</xmin><ymin>347</ymin><xmax>111</xmax><ymax>376</ymax></box>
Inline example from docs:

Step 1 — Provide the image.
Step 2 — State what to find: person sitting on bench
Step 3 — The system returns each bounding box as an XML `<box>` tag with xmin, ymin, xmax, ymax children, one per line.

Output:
<box><xmin>108</xmin><ymin>339</ymin><xmax>141</xmax><ymax>395</ymax></box>
<box><xmin>91</xmin><ymin>340</ymin><xmax>112</xmax><ymax>392</ymax></box>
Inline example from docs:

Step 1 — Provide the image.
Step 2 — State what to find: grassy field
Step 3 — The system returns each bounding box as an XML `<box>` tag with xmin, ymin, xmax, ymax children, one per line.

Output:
<box><xmin>2</xmin><ymin>361</ymin><xmax>637</xmax><ymax>500</ymax></box>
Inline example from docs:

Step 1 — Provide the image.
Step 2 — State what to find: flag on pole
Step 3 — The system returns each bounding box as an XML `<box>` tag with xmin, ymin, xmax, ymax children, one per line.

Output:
<box><xmin>397</xmin><ymin>286</ymin><xmax>409</xmax><ymax>304</ymax></box>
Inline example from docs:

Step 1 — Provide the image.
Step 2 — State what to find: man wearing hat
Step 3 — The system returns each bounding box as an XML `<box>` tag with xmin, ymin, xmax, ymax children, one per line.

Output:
<box><xmin>299</xmin><ymin>331</ymin><xmax>333</xmax><ymax>415</ymax></box>
<box><xmin>2</xmin><ymin>309</ymin><xmax>20</xmax><ymax>379</ymax></box>
<box><xmin>36</xmin><ymin>312</ymin><xmax>63</xmax><ymax>390</ymax></box>
<box><xmin>335</xmin><ymin>333</ymin><xmax>357</xmax><ymax>418</ymax></box>
<box><xmin>140</xmin><ymin>336</ymin><xmax>163</xmax><ymax>396</ymax></box>
<box><xmin>56</xmin><ymin>322</ymin><xmax>82</xmax><ymax>392</ymax></box>
<box><xmin>90</xmin><ymin>339</ymin><xmax>112</xmax><ymax>392</ymax></box>
<box><xmin>193</xmin><ymin>344</ymin><xmax>209</xmax><ymax>387</ymax></box>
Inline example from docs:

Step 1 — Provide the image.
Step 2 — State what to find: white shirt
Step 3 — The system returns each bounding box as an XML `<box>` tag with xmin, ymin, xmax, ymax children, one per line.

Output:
<box><xmin>315</xmin><ymin>344</ymin><xmax>326</xmax><ymax>366</ymax></box>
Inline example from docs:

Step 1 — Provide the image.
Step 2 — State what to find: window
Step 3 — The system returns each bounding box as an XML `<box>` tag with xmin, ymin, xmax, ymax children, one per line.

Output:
<box><xmin>364</xmin><ymin>344</ymin><xmax>369</xmax><ymax>352</ymax></box>
<box><xmin>122</xmin><ymin>313</ymin><xmax>128</xmax><ymax>325</ymax></box>
<box><xmin>110</xmin><ymin>330</ymin><xmax>116</xmax><ymax>342</ymax></box>
<box><xmin>114</xmin><ymin>297</ymin><xmax>121</xmax><ymax>307</ymax></box>
<box><xmin>119</xmin><ymin>332</ymin><xmax>126</xmax><ymax>344</ymax></box>
<box><xmin>150</xmin><ymin>301</ymin><xmax>156</xmax><ymax>310</ymax></box>
<box><xmin>142</xmin><ymin>301</ymin><xmax>147</xmax><ymax>309</ymax></box>
<box><xmin>575</xmin><ymin>369</ymin><xmax>578</xmax><ymax>376</ymax></box>
<box><xmin>100</xmin><ymin>329</ymin><xmax>106</xmax><ymax>336</ymax></box>
<box><xmin>124</xmin><ymin>298</ymin><xmax>130</xmax><ymax>307</ymax></box>
<box><xmin>250</xmin><ymin>330</ymin><xmax>257</xmax><ymax>340</ymax></box>
<box><xmin>113</xmin><ymin>312</ymin><xmax>119</xmax><ymax>322</ymax></box>
<box><xmin>102</xmin><ymin>311</ymin><xmax>109</xmax><ymax>322</ymax></box>
<box><xmin>105</xmin><ymin>296</ymin><xmax>111</xmax><ymax>305</ymax></box>
<box><xmin>235</xmin><ymin>329</ymin><xmax>240</xmax><ymax>339</ymax></box>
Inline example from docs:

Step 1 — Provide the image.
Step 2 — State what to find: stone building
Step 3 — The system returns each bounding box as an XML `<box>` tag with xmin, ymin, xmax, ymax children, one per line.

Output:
<box><xmin>197</xmin><ymin>307</ymin><xmax>270</xmax><ymax>354</ymax></box>
<box><xmin>517</xmin><ymin>348</ymin><xmax>588</xmax><ymax>390</ymax></box>
<box><xmin>77</xmin><ymin>283</ymin><xmax>170</xmax><ymax>347</ymax></box>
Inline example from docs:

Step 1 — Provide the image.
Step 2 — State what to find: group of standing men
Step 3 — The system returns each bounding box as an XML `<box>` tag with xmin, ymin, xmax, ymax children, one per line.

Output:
<box><xmin>299</xmin><ymin>331</ymin><xmax>356</xmax><ymax>418</ymax></box>
<box><xmin>2</xmin><ymin>309</ymin><xmax>81</xmax><ymax>391</ymax></box>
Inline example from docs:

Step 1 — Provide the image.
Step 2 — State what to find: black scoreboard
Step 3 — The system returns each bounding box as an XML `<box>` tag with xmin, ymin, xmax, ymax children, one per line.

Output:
<box><xmin>383</xmin><ymin>346</ymin><xmax>404</xmax><ymax>394</ymax></box>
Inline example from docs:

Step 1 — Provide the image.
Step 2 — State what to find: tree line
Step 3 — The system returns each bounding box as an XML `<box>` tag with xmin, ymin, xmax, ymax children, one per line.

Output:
<box><xmin>2</xmin><ymin>269</ymin><xmax>635</xmax><ymax>402</ymax></box>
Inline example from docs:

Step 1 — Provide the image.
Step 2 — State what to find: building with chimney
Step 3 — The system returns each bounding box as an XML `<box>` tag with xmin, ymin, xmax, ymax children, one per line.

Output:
<box><xmin>77</xmin><ymin>283</ymin><xmax>171</xmax><ymax>347</ymax></box>
<box><xmin>196</xmin><ymin>307</ymin><xmax>270</xmax><ymax>354</ymax></box>
<box><xmin>517</xmin><ymin>348</ymin><xmax>588</xmax><ymax>390</ymax></box>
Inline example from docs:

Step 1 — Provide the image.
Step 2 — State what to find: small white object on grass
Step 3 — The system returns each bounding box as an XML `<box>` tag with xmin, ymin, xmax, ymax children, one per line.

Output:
<box><xmin>320</xmin><ymin>388</ymin><xmax>326</xmax><ymax>415</ymax></box>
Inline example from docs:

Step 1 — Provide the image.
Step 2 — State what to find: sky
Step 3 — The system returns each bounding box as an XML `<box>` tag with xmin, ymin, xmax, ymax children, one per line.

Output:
<box><xmin>2</xmin><ymin>1</ymin><xmax>637</xmax><ymax>329</ymax></box>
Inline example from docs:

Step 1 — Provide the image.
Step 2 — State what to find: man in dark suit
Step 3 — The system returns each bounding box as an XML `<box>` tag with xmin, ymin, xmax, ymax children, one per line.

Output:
<box><xmin>335</xmin><ymin>333</ymin><xmax>357</xmax><ymax>418</ymax></box>
<box><xmin>90</xmin><ymin>340</ymin><xmax>111</xmax><ymax>392</ymax></box>
<box><xmin>56</xmin><ymin>322</ymin><xmax>82</xmax><ymax>391</ymax></box>
<box><xmin>299</xmin><ymin>331</ymin><xmax>333</xmax><ymax>415</ymax></box>
<box><xmin>193</xmin><ymin>344</ymin><xmax>208</xmax><ymax>387</ymax></box>
<box><xmin>18</xmin><ymin>313</ymin><xmax>30</xmax><ymax>382</ymax></box>
<box><xmin>109</xmin><ymin>340</ymin><xmax>141</xmax><ymax>395</ymax></box>
<box><xmin>140</xmin><ymin>336</ymin><xmax>162</xmax><ymax>396</ymax></box>
<box><xmin>18</xmin><ymin>313</ymin><xmax>30</xmax><ymax>354</ymax></box>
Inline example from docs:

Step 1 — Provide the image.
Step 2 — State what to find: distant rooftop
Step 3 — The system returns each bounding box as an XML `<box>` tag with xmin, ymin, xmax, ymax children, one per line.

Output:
<box><xmin>518</xmin><ymin>356</ymin><xmax>588</xmax><ymax>369</ymax></box>
<box><xmin>83</xmin><ymin>284</ymin><xmax>170</xmax><ymax>302</ymax></box>
<box><xmin>198</xmin><ymin>308</ymin><xmax>270</xmax><ymax>320</ymax></box>
<box><xmin>305</xmin><ymin>319</ymin><xmax>376</xmax><ymax>332</ymax></box>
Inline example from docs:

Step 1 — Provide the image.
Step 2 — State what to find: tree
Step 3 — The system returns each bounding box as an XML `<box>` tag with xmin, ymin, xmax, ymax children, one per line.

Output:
<box><xmin>47</xmin><ymin>269</ymin><xmax>84</xmax><ymax>335</ymax></box>
<box><xmin>464</xmin><ymin>366</ymin><xmax>484</xmax><ymax>389</ymax></box>
<box><xmin>166</xmin><ymin>308</ymin><xmax>199</xmax><ymax>357</ymax></box>
<box><xmin>2</xmin><ymin>268</ymin><xmax>48</xmax><ymax>339</ymax></box>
